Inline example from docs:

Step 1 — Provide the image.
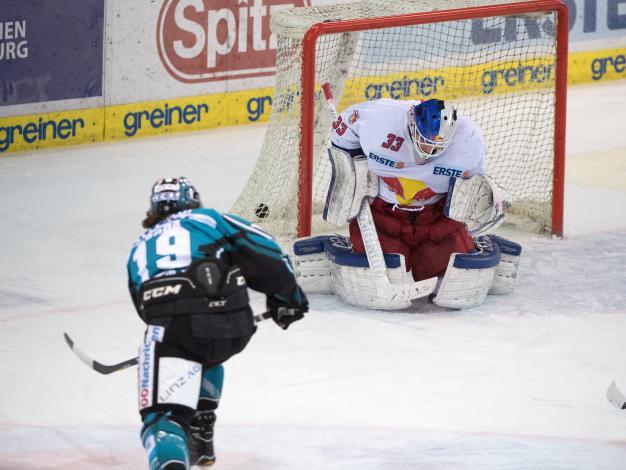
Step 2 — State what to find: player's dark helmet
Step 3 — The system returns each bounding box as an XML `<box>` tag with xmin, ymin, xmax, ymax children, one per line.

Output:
<box><xmin>408</xmin><ymin>99</ymin><xmax>457</xmax><ymax>164</ymax></box>
<box><xmin>142</xmin><ymin>177</ymin><xmax>201</xmax><ymax>228</ymax></box>
<box><xmin>150</xmin><ymin>177</ymin><xmax>201</xmax><ymax>215</ymax></box>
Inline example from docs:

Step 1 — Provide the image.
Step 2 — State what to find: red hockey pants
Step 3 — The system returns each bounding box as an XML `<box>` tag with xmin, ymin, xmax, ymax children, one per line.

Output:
<box><xmin>349</xmin><ymin>198</ymin><xmax>475</xmax><ymax>281</ymax></box>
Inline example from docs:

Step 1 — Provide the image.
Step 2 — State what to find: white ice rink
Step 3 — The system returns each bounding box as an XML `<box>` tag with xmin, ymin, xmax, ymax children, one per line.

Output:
<box><xmin>1</xmin><ymin>81</ymin><xmax>626</xmax><ymax>469</ymax></box>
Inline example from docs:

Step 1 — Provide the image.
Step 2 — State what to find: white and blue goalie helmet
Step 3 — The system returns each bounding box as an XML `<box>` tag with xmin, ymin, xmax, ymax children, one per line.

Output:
<box><xmin>150</xmin><ymin>176</ymin><xmax>201</xmax><ymax>216</ymax></box>
<box><xmin>408</xmin><ymin>99</ymin><xmax>457</xmax><ymax>164</ymax></box>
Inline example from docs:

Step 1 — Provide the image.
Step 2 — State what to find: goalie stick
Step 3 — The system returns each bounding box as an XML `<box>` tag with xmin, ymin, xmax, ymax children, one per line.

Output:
<box><xmin>64</xmin><ymin>311</ymin><xmax>272</xmax><ymax>375</ymax></box>
<box><xmin>607</xmin><ymin>380</ymin><xmax>626</xmax><ymax>410</ymax></box>
<box><xmin>321</xmin><ymin>82</ymin><xmax>436</xmax><ymax>304</ymax></box>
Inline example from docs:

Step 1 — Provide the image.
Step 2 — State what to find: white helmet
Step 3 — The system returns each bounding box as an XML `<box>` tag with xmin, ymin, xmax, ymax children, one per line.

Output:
<box><xmin>408</xmin><ymin>99</ymin><xmax>457</xmax><ymax>164</ymax></box>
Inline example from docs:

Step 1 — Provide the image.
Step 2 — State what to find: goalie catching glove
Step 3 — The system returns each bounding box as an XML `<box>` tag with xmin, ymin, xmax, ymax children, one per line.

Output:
<box><xmin>266</xmin><ymin>285</ymin><xmax>309</xmax><ymax>330</ymax></box>
<box><xmin>445</xmin><ymin>174</ymin><xmax>511</xmax><ymax>236</ymax></box>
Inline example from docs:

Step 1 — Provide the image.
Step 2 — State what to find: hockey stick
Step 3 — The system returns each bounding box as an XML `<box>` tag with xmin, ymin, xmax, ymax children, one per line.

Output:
<box><xmin>321</xmin><ymin>82</ymin><xmax>393</xmax><ymax>299</ymax></box>
<box><xmin>64</xmin><ymin>332</ymin><xmax>139</xmax><ymax>375</ymax></box>
<box><xmin>321</xmin><ymin>82</ymin><xmax>436</xmax><ymax>303</ymax></box>
<box><xmin>607</xmin><ymin>380</ymin><xmax>626</xmax><ymax>410</ymax></box>
<box><xmin>64</xmin><ymin>311</ymin><xmax>273</xmax><ymax>375</ymax></box>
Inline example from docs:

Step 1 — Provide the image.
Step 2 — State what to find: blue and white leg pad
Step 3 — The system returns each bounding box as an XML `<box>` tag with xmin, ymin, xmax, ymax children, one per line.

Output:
<box><xmin>293</xmin><ymin>235</ymin><xmax>428</xmax><ymax>309</ymax></box>
<box><xmin>293</xmin><ymin>234</ymin><xmax>520</xmax><ymax>310</ymax></box>
<box><xmin>488</xmin><ymin>235</ymin><xmax>523</xmax><ymax>295</ymax></box>
<box><xmin>433</xmin><ymin>235</ymin><xmax>522</xmax><ymax>308</ymax></box>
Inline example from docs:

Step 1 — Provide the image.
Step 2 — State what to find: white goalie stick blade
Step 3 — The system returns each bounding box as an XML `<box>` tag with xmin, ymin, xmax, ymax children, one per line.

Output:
<box><xmin>607</xmin><ymin>380</ymin><xmax>626</xmax><ymax>409</ymax></box>
<box><xmin>357</xmin><ymin>202</ymin><xmax>437</xmax><ymax>303</ymax></box>
<box><xmin>392</xmin><ymin>276</ymin><xmax>438</xmax><ymax>302</ymax></box>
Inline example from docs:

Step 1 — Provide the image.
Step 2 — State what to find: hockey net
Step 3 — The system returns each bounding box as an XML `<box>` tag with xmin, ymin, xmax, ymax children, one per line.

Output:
<box><xmin>230</xmin><ymin>0</ymin><xmax>568</xmax><ymax>239</ymax></box>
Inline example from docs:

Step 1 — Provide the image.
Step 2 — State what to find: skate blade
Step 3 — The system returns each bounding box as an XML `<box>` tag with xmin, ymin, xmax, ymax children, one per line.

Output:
<box><xmin>193</xmin><ymin>455</ymin><xmax>216</xmax><ymax>467</ymax></box>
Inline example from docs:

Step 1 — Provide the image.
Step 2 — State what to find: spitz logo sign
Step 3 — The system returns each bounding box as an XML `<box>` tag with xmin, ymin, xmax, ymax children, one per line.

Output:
<box><xmin>158</xmin><ymin>0</ymin><xmax>308</xmax><ymax>83</ymax></box>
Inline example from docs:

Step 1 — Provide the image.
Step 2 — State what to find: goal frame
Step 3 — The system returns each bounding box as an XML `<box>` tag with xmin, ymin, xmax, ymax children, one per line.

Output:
<box><xmin>297</xmin><ymin>0</ymin><xmax>569</xmax><ymax>237</ymax></box>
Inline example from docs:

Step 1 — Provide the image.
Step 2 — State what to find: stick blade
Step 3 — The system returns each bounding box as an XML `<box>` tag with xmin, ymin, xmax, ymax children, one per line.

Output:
<box><xmin>64</xmin><ymin>332</ymin><xmax>95</xmax><ymax>369</ymax></box>
<box><xmin>63</xmin><ymin>332</ymin><xmax>137</xmax><ymax>375</ymax></box>
<box><xmin>92</xmin><ymin>357</ymin><xmax>138</xmax><ymax>375</ymax></box>
<box><xmin>607</xmin><ymin>380</ymin><xmax>626</xmax><ymax>410</ymax></box>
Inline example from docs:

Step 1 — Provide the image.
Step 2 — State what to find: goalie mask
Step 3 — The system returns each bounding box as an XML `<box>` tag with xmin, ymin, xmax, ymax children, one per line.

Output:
<box><xmin>408</xmin><ymin>99</ymin><xmax>457</xmax><ymax>165</ymax></box>
<box><xmin>150</xmin><ymin>177</ymin><xmax>201</xmax><ymax>216</ymax></box>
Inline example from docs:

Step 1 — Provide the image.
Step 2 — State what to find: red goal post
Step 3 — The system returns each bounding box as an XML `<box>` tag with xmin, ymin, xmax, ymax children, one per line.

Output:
<box><xmin>231</xmin><ymin>0</ymin><xmax>569</xmax><ymax>239</ymax></box>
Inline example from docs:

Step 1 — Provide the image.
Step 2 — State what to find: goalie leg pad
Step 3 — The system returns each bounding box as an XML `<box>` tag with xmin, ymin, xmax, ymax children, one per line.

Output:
<box><xmin>323</xmin><ymin>146</ymin><xmax>378</xmax><ymax>226</ymax></box>
<box><xmin>433</xmin><ymin>236</ymin><xmax>501</xmax><ymax>309</ymax></box>
<box><xmin>488</xmin><ymin>235</ymin><xmax>522</xmax><ymax>295</ymax></box>
<box><xmin>294</xmin><ymin>235</ymin><xmax>436</xmax><ymax>309</ymax></box>
<box><xmin>293</xmin><ymin>236</ymin><xmax>334</xmax><ymax>294</ymax></box>
<box><xmin>330</xmin><ymin>260</ymin><xmax>415</xmax><ymax>310</ymax></box>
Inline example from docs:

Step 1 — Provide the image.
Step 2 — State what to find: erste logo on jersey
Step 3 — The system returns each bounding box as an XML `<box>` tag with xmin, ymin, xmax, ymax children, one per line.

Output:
<box><xmin>369</xmin><ymin>152</ymin><xmax>405</xmax><ymax>169</ymax></box>
<box><xmin>157</xmin><ymin>0</ymin><xmax>308</xmax><ymax>83</ymax></box>
<box><xmin>433</xmin><ymin>166</ymin><xmax>471</xmax><ymax>178</ymax></box>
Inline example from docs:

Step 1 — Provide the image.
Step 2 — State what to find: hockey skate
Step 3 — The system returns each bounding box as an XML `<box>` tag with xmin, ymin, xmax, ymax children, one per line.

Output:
<box><xmin>188</xmin><ymin>410</ymin><xmax>217</xmax><ymax>466</ymax></box>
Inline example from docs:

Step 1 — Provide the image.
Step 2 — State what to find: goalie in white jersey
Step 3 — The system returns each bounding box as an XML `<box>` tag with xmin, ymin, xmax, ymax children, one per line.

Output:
<box><xmin>331</xmin><ymin>98</ymin><xmax>487</xmax><ymax>282</ymax></box>
<box><xmin>295</xmin><ymin>96</ymin><xmax>520</xmax><ymax>310</ymax></box>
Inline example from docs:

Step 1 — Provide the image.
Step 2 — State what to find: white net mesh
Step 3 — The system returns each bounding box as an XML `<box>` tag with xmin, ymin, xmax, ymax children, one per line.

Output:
<box><xmin>231</xmin><ymin>0</ymin><xmax>563</xmax><ymax>238</ymax></box>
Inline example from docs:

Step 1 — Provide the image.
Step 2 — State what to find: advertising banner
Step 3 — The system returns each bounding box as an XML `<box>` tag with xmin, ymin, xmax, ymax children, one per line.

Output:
<box><xmin>565</xmin><ymin>0</ymin><xmax>626</xmax><ymax>45</ymax></box>
<box><xmin>157</xmin><ymin>0</ymin><xmax>308</xmax><ymax>83</ymax></box>
<box><xmin>2</xmin><ymin>0</ymin><xmax>626</xmax><ymax>155</ymax></box>
<box><xmin>104</xmin><ymin>87</ymin><xmax>274</xmax><ymax>140</ymax></box>
<box><xmin>0</xmin><ymin>108</ymin><xmax>104</xmax><ymax>153</ymax></box>
<box><xmin>106</xmin><ymin>0</ymin><xmax>310</xmax><ymax>105</ymax></box>
<box><xmin>0</xmin><ymin>0</ymin><xmax>104</xmax><ymax>108</ymax></box>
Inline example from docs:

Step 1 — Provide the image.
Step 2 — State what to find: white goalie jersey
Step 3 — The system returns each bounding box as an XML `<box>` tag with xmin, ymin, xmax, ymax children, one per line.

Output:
<box><xmin>330</xmin><ymin>99</ymin><xmax>487</xmax><ymax>207</ymax></box>
<box><xmin>294</xmin><ymin>98</ymin><xmax>520</xmax><ymax>311</ymax></box>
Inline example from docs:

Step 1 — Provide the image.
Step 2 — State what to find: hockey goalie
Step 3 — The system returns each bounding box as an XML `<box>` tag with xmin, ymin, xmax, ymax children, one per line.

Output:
<box><xmin>293</xmin><ymin>96</ymin><xmax>522</xmax><ymax>310</ymax></box>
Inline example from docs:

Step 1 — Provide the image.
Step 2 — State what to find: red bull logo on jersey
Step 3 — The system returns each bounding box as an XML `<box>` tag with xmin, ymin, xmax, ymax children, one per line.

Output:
<box><xmin>157</xmin><ymin>0</ymin><xmax>308</xmax><ymax>83</ymax></box>
<box><xmin>348</xmin><ymin>110</ymin><xmax>360</xmax><ymax>125</ymax></box>
<box><xmin>382</xmin><ymin>176</ymin><xmax>437</xmax><ymax>206</ymax></box>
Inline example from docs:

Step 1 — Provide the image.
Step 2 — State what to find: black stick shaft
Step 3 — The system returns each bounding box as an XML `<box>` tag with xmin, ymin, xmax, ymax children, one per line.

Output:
<box><xmin>64</xmin><ymin>311</ymin><xmax>272</xmax><ymax>375</ymax></box>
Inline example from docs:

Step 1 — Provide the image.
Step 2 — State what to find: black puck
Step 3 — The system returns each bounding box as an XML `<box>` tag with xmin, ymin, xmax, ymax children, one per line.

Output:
<box><xmin>255</xmin><ymin>203</ymin><xmax>269</xmax><ymax>219</ymax></box>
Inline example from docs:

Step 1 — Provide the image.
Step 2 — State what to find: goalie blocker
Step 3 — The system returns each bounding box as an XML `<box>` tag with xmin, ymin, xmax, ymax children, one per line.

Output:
<box><xmin>293</xmin><ymin>234</ymin><xmax>521</xmax><ymax>310</ymax></box>
<box><xmin>323</xmin><ymin>146</ymin><xmax>378</xmax><ymax>226</ymax></box>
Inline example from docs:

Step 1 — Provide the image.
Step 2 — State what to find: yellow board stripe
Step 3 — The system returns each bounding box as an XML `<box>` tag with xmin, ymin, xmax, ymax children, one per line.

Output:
<box><xmin>1</xmin><ymin>47</ymin><xmax>625</xmax><ymax>154</ymax></box>
<box><xmin>341</xmin><ymin>57</ymin><xmax>556</xmax><ymax>105</ymax></box>
<box><xmin>0</xmin><ymin>108</ymin><xmax>104</xmax><ymax>154</ymax></box>
<box><xmin>104</xmin><ymin>88</ymin><xmax>274</xmax><ymax>140</ymax></box>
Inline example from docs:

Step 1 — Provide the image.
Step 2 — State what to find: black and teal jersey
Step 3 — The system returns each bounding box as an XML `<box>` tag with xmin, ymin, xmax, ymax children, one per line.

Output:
<box><xmin>127</xmin><ymin>208</ymin><xmax>300</xmax><ymax>304</ymax></box>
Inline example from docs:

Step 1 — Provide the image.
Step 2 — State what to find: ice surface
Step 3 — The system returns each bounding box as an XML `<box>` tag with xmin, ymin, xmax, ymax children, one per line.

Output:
<box><xmin>1</xmin><ymin>81</ymin><xmax>626</xmax><ymax>469</ymax></box>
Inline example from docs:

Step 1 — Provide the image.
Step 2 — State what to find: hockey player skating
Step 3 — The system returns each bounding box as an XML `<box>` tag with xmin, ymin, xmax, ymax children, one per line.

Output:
<box><xmin>294</xmin><ymin>96</ymin><xmax>521</xmax><ymax>309</ymax></box>
<box><xmin>127</xmin><ymin>177</ymin><xmax>308</xmax><ymax>469</ymax></box>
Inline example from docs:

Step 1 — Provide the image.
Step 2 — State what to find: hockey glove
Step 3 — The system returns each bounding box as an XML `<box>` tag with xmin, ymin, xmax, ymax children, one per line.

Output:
<box><xmin>267</xmin><ymin>288</ymin><xmax>309</xmax><ymax>330</ymax></box>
